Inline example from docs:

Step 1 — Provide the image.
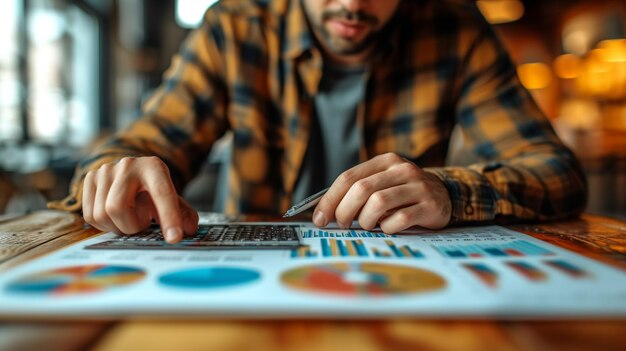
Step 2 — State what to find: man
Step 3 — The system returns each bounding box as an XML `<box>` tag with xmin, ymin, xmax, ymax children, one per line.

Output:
<box><xmin>49</xmin><ymin>0</ymin><xmax>587</xmax><ymax>244</ymax></box>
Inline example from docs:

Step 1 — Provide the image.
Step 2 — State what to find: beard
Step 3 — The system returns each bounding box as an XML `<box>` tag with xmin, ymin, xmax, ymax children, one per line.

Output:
<box><xmin>316</xmin><ymin>8</ymin><xmax>380</xmax><ymax>55</ymax></box>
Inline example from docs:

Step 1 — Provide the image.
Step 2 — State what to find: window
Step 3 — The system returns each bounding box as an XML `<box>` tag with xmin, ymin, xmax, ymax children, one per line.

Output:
<box><xmin>176</xmin><ymin>0</ymin><xmax>219</xmax><ymax>29</ymax></box>
<box><xmin>0</xmin><ymin>0</ymin><xmax>21</xmax><ymax>140</ymax></box>
<box><xmin>0</xmin><ymin>0</ymin><xmax>100</xmax><ymax>147</ymax></box>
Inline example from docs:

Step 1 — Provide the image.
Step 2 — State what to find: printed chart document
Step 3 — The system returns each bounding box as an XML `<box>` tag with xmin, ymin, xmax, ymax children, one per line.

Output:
<box><xmin>0</xmin><ymin>224</ymin><xmax>625</xmax><ymax>318</ymax></box>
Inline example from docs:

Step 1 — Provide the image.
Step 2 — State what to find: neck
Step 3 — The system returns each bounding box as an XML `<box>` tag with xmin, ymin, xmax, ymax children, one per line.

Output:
<box><xmin>319</xmin><ymin>43</ymin><xmax>375</xmax><ymax>67</ymax></box>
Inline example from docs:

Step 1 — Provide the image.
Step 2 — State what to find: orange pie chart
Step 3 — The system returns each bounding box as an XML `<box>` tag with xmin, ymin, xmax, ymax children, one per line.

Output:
<box><xmin>281</xmin><ymin>262</ymin><xmax>446</xmax><ymax>297</ymax></box>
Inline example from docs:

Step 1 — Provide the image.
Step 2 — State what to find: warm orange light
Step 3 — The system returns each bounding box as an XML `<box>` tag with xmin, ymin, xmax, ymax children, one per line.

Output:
<box><xmin>563</xmin><ymin>29</ymin><xmax>591</xmax><ymax>56</ymax></box>
<box><xmin>558</xmin><ymin>99</ymin><xmax>600</xmax><ymax>130</ymax></box>
<box><xmin>554</xmin><ymin>54</ymin><xmax>581</xmax><ymax>79</ymax></box>
<box><xmin>572</xmin><ymin>40</ymin><xmax>626</xmax><ymax>99</ymax></box>
<box><xmin>576</xmin><ymin>54</ymin><xmax>611</xmax><ymax>97</ymax></box>
<box><xmin>477</xmin><ymin>0</ymin><xmax>524</xmax><ymax>24</ymax></box>
<box><xmin>597</xmin><ymin>39</ymin><xmax>626</xmax><ymax>62</ymax></box>
<box><xmin>588</xmin><ymin>49</ymin><xmax>611</xmax><ymax>73</ymax></box>
<box><xmin>517</xmin><ymin>63</ymin><xmax>552</xmax><ymax>90</ymax></box>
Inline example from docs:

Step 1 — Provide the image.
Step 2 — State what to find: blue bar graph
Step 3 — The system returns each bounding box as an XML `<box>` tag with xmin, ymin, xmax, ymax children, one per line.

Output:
<box><xmin>484</xmin><ymin>248</ymin><xmax>507</xmax><ymax>257</ymax></box>
<box><xmin>301</xmin><ymin>230</ymin><xmax>397</xmax><ymax>238</ymax></box>
<box><xmin>291</xmin><ymin>246</ymin><xmax>318</xmax><ymax>258</ymax></box>
<box><xmin>434</xmin><ymin>240</ymin><xmax>554</xmax><ymax>259</ymax></box>
<box><xmin>337</xmin><ymin>241</ymin><xmax>348</xmax><ymax>256</ymax></box>
<box><xmin>386</xmin><ymin>240</ymin><xmax>404</xmax><ymax>257</ymax></box>
<box><xmin>291</xmin><ymin>239</ymin><xmax>423</xmax><ymax>259</ymax></box>
<box><xmin>354</xmin><ymin>240</ymin><xmax>368</xmax><ymax>257</ymax></box>
<box><xmin>321</xmin><ymin>239</ymin><xmax>331</xmax><ymax>257</ymax></box>
<box><xmin>446</xmin><ymin>250</ymin><xmax>466</xmax><ymax>258</ymax></box>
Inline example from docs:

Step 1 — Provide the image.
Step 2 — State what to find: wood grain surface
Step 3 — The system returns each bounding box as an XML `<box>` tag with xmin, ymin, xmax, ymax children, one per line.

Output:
<box><xmin>511</xmin><ymin>214</ymin><xmax>626</xmax><ymax>270</ymax></box>
<box><xmin>1</xmin><ymin>211</ymin><xmax>625</xmax><ymax>351</ymax></box>
<box><xmin>0</xmin><ymin>211</ymin><xmax>94</xmax><ymax>267</ymax></box>
<box><xmin>93</xmin><ymin>320</ymin><xmax>523</xmax><ymax>351</ymax></box>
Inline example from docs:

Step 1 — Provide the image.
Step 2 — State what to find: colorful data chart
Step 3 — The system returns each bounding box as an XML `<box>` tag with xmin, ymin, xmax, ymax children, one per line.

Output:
<box><xmin>280</xmin><ymin>262</ymin><xmax>446</xmax><ymax>297</ymax></box>
<box><xmin>291</xmin><ymin>239</ymin><xmax>424</xmax><ymax>259</ymax></box>
<box><xmin>506</xmin><ymin>261</ymin><xmax>547</xmax><ymax>282</ymax></box>
<box><xmin>5</xmin><ymin>265</ymin><xmax>145</xmax><ymax>296</ymax></box>
<box><xmin>301</xmin><ymin>229</ymin><xmax>397</xmax><ymax>239</ymax></box>
<box><xmin>291</xmin><ymin>246</ymin><xmax>318</xmax><ymax>258</ymax></box>
<box><xmin>434</xmin><ymin>240</ymin><xmax>554</xmax><ymax>259</ymax></box>
<box><xmin>462</xmin><ymin>263</ymin><xmax>498</xmax><ymax>288</ymax></box>
<box><xmin>544</xmin><ymin>260</ymin><xmax>589</xmax><ymax>278</ymax></box>
<box><xmin>322</xmin><ymin>239</ymin><xmax>367</xmax><ymax>258</ymax></box>
<box><xmin>158</xmin><ymin>267</ymin><xmax>260</xmax><ymax>289</ymax></box>
<box><xmin>372</xmin><ymin>240</ymin><xmax>424</xmax><ymax>258</ymax></box>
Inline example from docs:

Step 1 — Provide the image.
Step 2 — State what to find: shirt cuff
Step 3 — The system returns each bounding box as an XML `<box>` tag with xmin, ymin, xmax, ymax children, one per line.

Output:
<box><xmin>424</xmin><ymin>167</ymin><xmax>497</xmax><ymax>224</ymax></box>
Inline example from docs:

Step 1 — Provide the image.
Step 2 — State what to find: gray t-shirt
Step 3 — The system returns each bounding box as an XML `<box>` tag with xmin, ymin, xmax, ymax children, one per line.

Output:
<box><xmin>293</xmin><ymin>63</ymin><xmax>367</xmax><ymax>203</ymax></box>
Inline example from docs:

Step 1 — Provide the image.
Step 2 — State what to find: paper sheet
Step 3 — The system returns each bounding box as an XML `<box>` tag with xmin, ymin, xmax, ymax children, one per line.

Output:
<box><xmin>0</xmin><ymin>225</ymin><xmax>625</xmax><ymax>318</ymax></box>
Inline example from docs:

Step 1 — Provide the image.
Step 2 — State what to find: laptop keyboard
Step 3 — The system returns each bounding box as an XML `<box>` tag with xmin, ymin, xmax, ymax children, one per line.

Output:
<box><xmin>85</xmin><ymin>224</ymin><xmax>302</xmax><ymax>250</ymax></box>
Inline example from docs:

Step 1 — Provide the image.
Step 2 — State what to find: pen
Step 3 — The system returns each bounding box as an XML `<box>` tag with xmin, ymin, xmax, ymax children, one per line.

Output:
<box><xmin>283</xmin><ymin>187</ymin><xmax>329</xmax><ymax>218</ymax></box>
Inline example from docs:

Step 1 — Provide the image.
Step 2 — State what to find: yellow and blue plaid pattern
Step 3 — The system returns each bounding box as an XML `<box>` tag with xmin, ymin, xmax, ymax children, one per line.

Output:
<box><xmin>49</xmin><ymin>0</ymin><xmax>586</xmax><ymax>224</ymax></box>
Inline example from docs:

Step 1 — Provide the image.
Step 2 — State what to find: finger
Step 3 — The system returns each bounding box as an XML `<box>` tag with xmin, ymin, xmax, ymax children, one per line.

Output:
<box><xmin>135</xmin><ymin>191</ymin><xmax>159</xmax><ymax>227</ymax></box>
<box><xmin>313</xmin><ymin>153</ymin><xmax>403</xmax><ymax>227</ymax></box>
<box><xmin>82</xmin><ymin>171</ymin><xmax>110</xmax><ymax>232</ymax></box>
<box><xmin>357</xmin><ymin>184</ymin><xmax>418</xmax><ymax>230</ymax></box>
<box><xmin>379</xmin><ymin>203</ymin><xmax>426</xmax><ymax>234</ymax></box>
<box><xmin>178</xmin><ymin>196</ymin><xmax>199</xmax><ymax>236</ymax></box>
<box><xmin>91</xmin><ymin>165</ymin><xmax>119</xmax><ymax>233</ymax></box>
<box><xmin>81</xmin><ymin>171</ymin><xmax>101</xmax><ymax>231</ymax></box>
<box><xmin>140</xmin><ymin>158</ymin><xmax>183</xmax><ymax>243</ymax></box>
<box><xmin>105</xmin><ymin>176</ymin><xmax>149</xmax><ymax>235</ymax></box>
<box><xmin>335</xmin><ymin>169</ymin><xmax>410</xmax><ymax>229</ymax></box>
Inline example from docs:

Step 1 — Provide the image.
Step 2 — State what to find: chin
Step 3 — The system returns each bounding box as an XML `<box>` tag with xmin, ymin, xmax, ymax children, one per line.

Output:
<box><xmin>327</xmin><ymin>39</ymin><xmax>369</xmax><ymax>55</ymax></box>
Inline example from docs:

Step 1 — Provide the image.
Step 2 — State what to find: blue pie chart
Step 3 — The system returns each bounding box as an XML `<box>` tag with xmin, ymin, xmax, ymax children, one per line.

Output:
<box><xmin>4</xmin><ymin>265</ymin><xmax>146</xmax><ymax>296</ymax></box>
<box><xmin>158</xmin><ymin>267</ymin><xmax>261</xmax><ymax>289</ymax></box>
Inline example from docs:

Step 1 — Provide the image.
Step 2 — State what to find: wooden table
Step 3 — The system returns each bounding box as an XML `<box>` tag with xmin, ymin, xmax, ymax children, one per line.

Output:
<box><xmin>1</xmin><ymin>211</ymin><xmax>625</xmax><ymax>351</ymax></box>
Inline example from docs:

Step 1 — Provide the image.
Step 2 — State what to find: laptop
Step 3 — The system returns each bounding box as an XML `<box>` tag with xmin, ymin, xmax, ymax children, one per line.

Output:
<box><xmin>85</xmin><ymin>213</ymin><xmax>304</xmax><ymax>250</ymax></box>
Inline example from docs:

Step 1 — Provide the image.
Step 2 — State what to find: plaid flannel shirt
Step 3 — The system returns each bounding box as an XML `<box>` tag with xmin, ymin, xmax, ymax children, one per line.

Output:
<box><xmin>49</xmin><ymin>0</ymin><xmax>587</xmax><ymax>224</ymax></box>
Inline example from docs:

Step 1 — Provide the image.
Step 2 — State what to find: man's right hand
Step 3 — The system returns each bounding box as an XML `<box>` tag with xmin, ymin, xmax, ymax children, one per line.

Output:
<box><xmin>81</xmin><ymin>156</ymin><xmax>199</xmax><ymax>243</ymax></box>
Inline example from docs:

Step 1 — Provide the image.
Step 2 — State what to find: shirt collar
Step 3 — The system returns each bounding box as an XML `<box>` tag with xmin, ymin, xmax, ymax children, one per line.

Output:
<box><xmin>282</xmin><ymin>0</ymin><xmax>315</xmax><ymax>59</ymax></box>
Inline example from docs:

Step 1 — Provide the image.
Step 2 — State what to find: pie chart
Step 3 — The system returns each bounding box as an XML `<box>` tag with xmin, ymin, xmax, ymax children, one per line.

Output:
<box><xmin>281</xmin><ymin>262</ymin><xmax>446</xmax><ymax>297</ymax></box>
<box><xmin>158</xmin><ymin>267</ymin><xmax>261</xmax><ymax>289</ymax></box>
<box><xmin>5</xmin><ymin>265</ymin><xmax>146</xmax><ymax>296</ymax></box>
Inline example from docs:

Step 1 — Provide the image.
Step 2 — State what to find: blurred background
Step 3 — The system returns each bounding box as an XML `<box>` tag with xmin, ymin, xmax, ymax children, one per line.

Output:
<box><xmin>0</xmin><ymin>0</ymin><xmax>624</xmax><ymax>220</ymax></box>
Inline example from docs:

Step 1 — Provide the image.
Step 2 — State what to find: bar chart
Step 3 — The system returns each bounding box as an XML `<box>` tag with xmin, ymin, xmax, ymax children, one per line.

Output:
<box><xmin>301</xmin><ymin>229</ymin><xmax>397</xmax><ymax>239</ymax></box>
<box><xmin>544</xmin><ymin>260</ymin><xmax>589</xmax><ymax>278</ymax></box>
<box><xmin>372</xmin><ymin>240</ymin><xmax>424</xmax><ymax>258</ymax></box>
<box><xmin>434</xmin><ymin>240</ymin><xmax>554</xmax><ymax>259</ymax></box>
<box><xmin>462</xmin><ymin>263</ymin><xmax>498</xmax><ymax>288</ymax></box>
<box><xmin>506</xmin><ymin>261</ymin><xmax>547</xmax><ymax>281</ymax></box>
<box><xmin>291</xmin><ymin>246</ymin><xmax>318</xmax><ymax>258</ymax></box>
<box><xmin>291</xmin><ymin>239</ymin><xmax>424</xmax><ymax>259</ymax></box>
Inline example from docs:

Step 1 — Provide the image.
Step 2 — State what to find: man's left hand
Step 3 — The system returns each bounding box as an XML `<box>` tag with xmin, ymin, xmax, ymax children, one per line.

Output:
<box><xmin>312</xmin><ymin>153</ymin><xmax>452</xmax><ymax>233</ymax></box>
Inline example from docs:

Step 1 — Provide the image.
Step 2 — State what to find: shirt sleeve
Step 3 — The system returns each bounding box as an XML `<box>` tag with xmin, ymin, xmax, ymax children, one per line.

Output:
<box><xmin>425</xmin><ymin>18</ymin><xmax>587</xmax><ymax>224</ymax></box>
<box><xmin>48</xmin><ymin>11</ymin><xmax>229</xmax><ymax>212</ymax></box>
